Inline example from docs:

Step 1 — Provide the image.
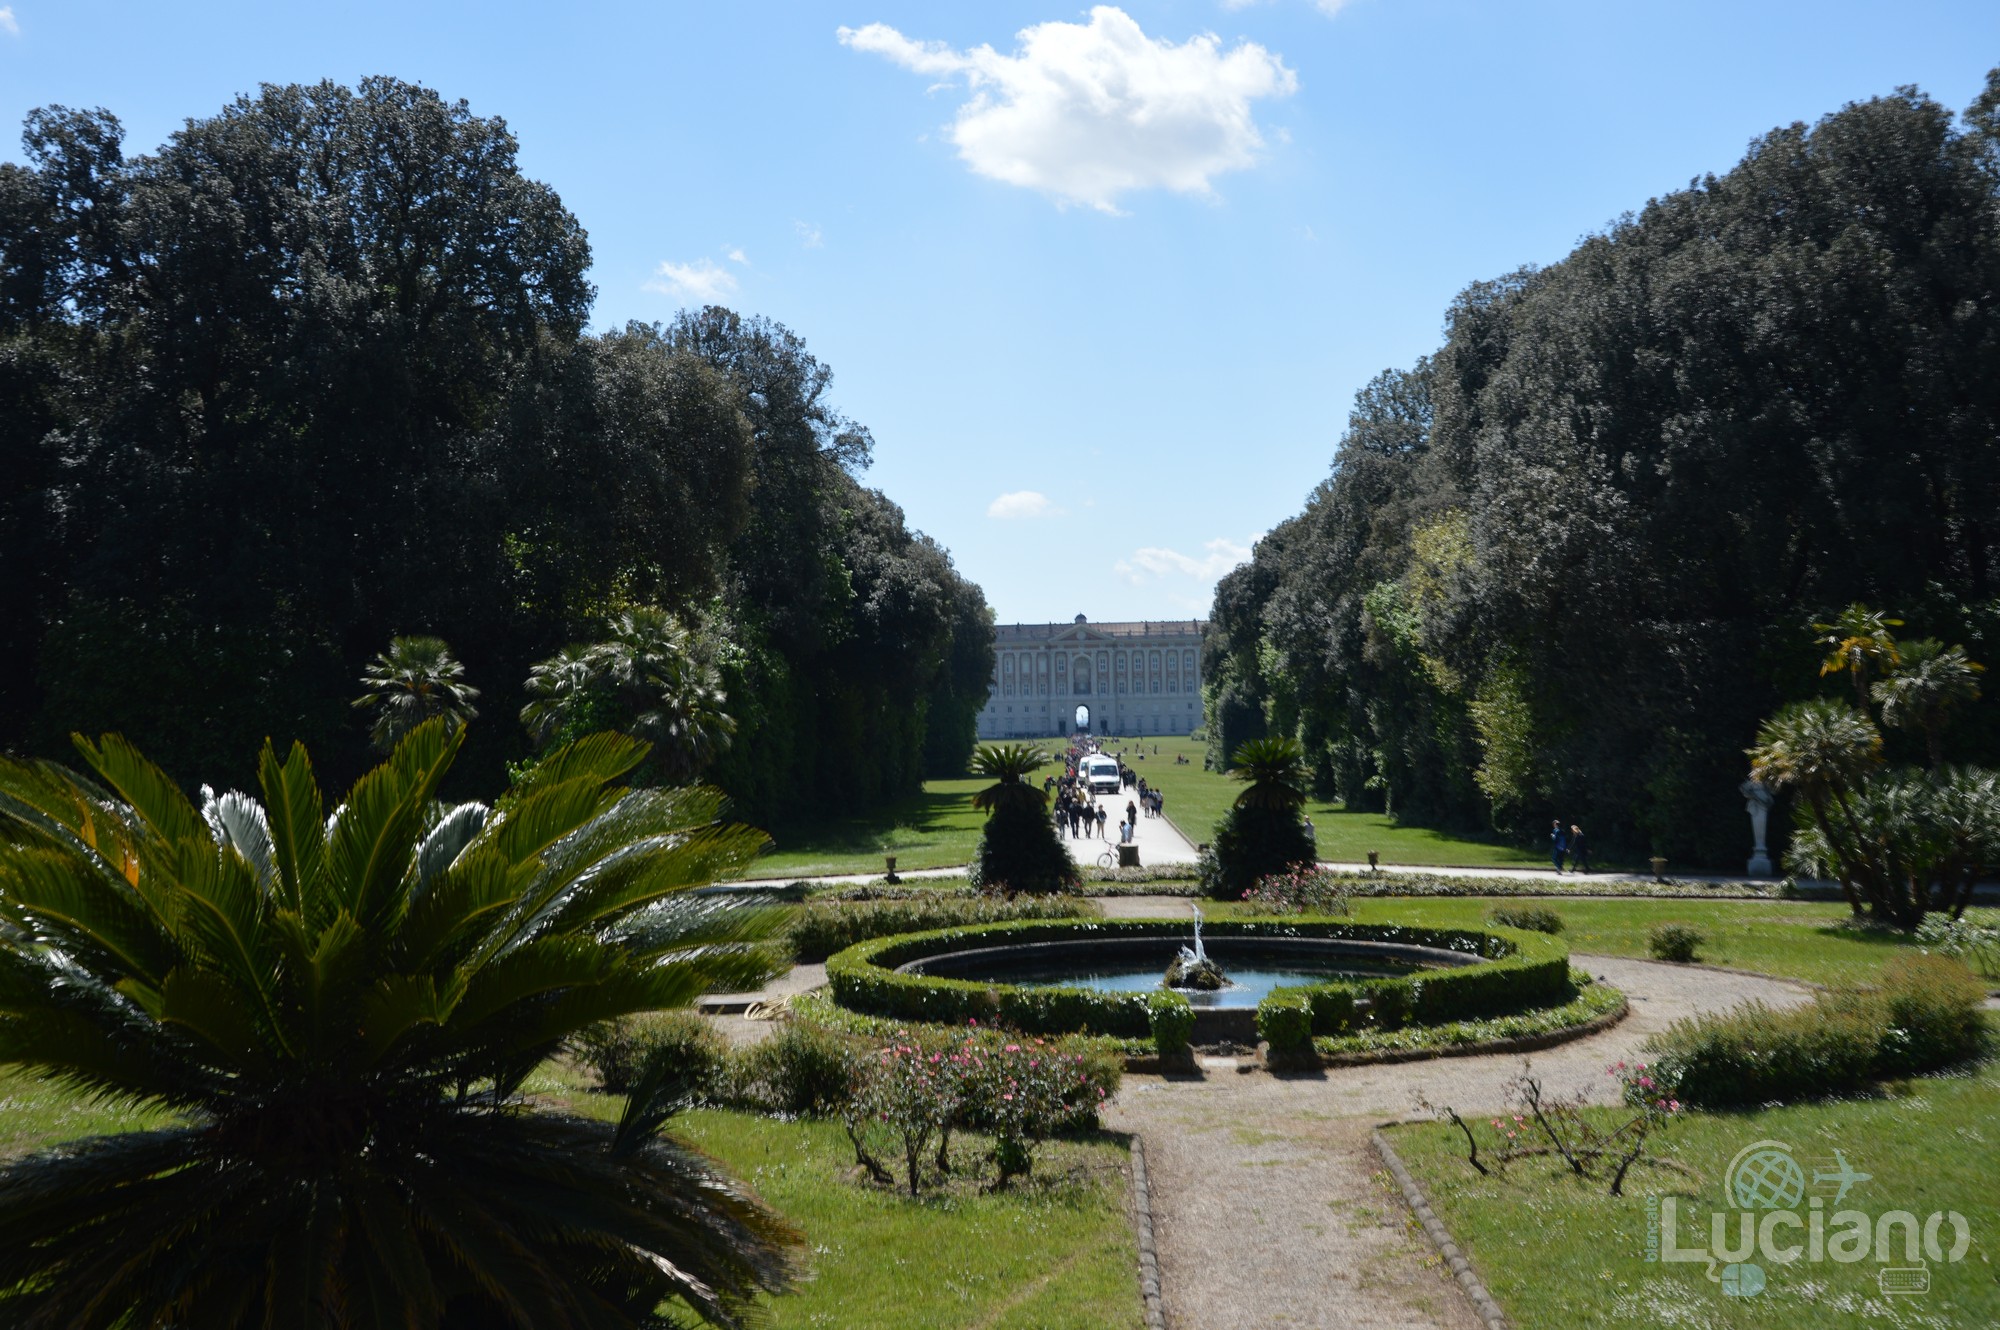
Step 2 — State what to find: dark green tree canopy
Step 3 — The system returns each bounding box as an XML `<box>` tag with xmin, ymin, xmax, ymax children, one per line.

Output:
<box><xmin>1205</xmin><ymin>74</ymin><xmax>2000</xmax><ymax>864</ymax></box>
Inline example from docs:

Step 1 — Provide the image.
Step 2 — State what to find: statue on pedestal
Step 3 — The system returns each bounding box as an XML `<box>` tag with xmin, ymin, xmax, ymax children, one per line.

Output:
<box><xmin>1740</xmin><ymin>779</ymin><xmax>1775</xmax><ymax>878</ymax></box>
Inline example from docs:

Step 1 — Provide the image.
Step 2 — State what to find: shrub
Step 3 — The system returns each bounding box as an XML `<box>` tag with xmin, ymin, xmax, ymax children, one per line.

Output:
<box><xmin>1643</xmin><ymin>956</ymin><xmax>1986</xmax><ymax>1107</ymax></box>
<box><xmin>1487</xmin><ymin>904</ymin><xmax>1564</xmax><ymax>935</ymax></box>
<box><xmin>968</xmin><ymin>798</ymin><xmax>1081</xmax><ymax>896</ymax></box>
<box><xmin>1877</xmin><ymin>954</ymin><xmax>1987</xmax><ymax>1074</ymax></box>
<box><xmin>1648</xmin><ymin>923</ymin><xmax>1704</xmax><ymax>963</ymax></box>
<box><xmin>730</xmin><ymin>1022</ymin><xmax>863</xmax><ymax>1116</ymax></box>
<box><xmin>1200</xmin><ymin>803</ymin><xmax>1317</xmax><ymax>901</ymax></box>
<box><xmin>1243</xmin><ymin>866</ymin><xmax>1353</xmax><ymax>915</ymax></box>
<box><xmin>1257</xmin><ymin>992</ymin><xmax>1314</xmax><ymax>1066</ymax></box>
<box><xmin>1148</xmin><ymin>991</ymin><xmax>1196</xmax><ymax>1058</ymax></box>
<box><xmin>574</xmin><ymin>1010</ymin><xmax>731</xmax><ymax>1097</ymax></box>
<box><xmin>787</xmin><ymin>895</ymin><xmax>1097</xmax><ymax>963</ymax></box>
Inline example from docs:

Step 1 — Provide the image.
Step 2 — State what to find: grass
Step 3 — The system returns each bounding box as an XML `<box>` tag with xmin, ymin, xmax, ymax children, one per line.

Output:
<box><xmin>1386</xmin><ymin>1051</ymin><xmax>2000</xmax><ymax>1328</ymax></box>
<box><xmin>535</xmin><ymin>1064</ymin><xmax>1144</xmax><ymax>1330</ymax></box>
<box><xmin>1111</xmin><ymin>736</ymin><xmax>1548</xmax><ymax>869</ymax></box>
<box><xmin>0</xmin><ymin>1056</ymin><xmax>1143</xmax><ymax>1330</ymax></box>
<box><xmin>734</xmin><ymin>775</ymin><xmax>990</xmax><ymax>879</ymax></box>
<box><xmin>1203</xmin><ymin>896</ymin><xmax>2000</xmax><ymax>988</ymax></box>
<box><xmin>0</xmin><ymin>1067</ymin><xmax>172</xmax><ymax>1160</ymax></box>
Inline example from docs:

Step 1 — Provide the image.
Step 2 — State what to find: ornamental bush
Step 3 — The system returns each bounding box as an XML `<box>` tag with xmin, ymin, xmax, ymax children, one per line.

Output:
<box><xmin>1243</xmin><ymin>866</ymin><xmax>1353</xmax><ymax>915</ymax></box>
<box><xmin>1200</xmin><ymin>803</ymin><xmax>1317</xmax><ymax>900</ymax></box>
<box><xmin>1647</xmin><ymin>923</ymin><xmax>1704</xmax><ymax>963</ymax></box>
<box><xmin>573</xmin><ymin>1010</ymin><xmax>732</xmax><ymax>1099</ymax></box>
<box><xmin>1486</xmin><ymin>904</ymin><xmax>1565</xmax><ymax>934</ymax></box>
<box><xmin>1148</xmin><ymin>991</ymin><xmax>1196</xmax><ymax>1058</ymax></box>
<box><xmin>1642</xmin><ymin>955</ymin><xmax>1986</xmax><ymax>1106</ymax></box>
<box><xmin>730</xmin><ymin>1022</ymin><xmax>864</xmax><ymax>1116</ymax></box>
<box><xmin>787</xmin><ymin>894</ymin><xmax>1097</xmax><ymax>963</ymax></box>
<box><xmin>1257</xmin><ymin>993</ymin><xmax>1315</xmax><ymax>1067</ymax></box>
<box><xmin>969</xmin><ymin>799</ymin><xmax>1081</xmax><ymax>896</ymax></box>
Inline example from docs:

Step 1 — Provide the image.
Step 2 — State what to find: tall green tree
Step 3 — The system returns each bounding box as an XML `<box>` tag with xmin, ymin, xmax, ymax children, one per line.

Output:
<box><xmin>0</xmin><ymin>722</ymin><xmax>798</xmax><ymax>1327</ymax></box>
<box><xmin>1202</xmin><ymin>737</ymin><xmax>1318</xmax><ymax>900</ymax></box>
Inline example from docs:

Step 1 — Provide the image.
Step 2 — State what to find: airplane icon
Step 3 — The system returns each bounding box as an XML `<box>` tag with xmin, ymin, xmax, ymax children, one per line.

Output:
<box><xmin>1812</xmin><ymin>1152</ymin><xmax>1871</xmax><ymax>1203</ymax></box>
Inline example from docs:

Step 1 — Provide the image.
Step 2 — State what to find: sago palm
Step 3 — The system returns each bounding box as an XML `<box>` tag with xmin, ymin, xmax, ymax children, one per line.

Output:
<box><xmin>352</xmin><ymin>635</ymin><xmax>481</xmax><ymax>751</ymax></box>
<box><xmin>1227</xmin><ymin>736</ymin><xmax>1310</xmax><ymax>812</ymax></box>
<box><xmin>970</xmin><ymin>743</ymin><xmax>1051</xmax><ymax>816</ymax></box>
<box><xmin>0</xmin><ymin>721</ymin><xmax>798</xmax><ymax>1329</ymax></box>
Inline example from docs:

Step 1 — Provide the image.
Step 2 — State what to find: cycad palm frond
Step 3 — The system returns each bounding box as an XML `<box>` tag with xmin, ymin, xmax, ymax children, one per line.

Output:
<box><xmin>970</xmin><ymin>743</ymin><xmax>1050</xmax><ymax>815</ymax></box>
<box><xmin>0</xmin><ymin>721</ymin><xmax>797</xmax><ymax>1329</ymax></box>
<box><xmin>1228</xmin><ymin>736</ymin><xmax>1310</xmax><ymax>812</ymax></box>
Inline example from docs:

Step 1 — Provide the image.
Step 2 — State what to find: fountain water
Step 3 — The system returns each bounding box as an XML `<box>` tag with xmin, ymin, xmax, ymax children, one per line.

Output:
<box><xmin>1165</xmin><ymin>903</ymin><xmax>1228</xmax><ymax>991</ymax></box>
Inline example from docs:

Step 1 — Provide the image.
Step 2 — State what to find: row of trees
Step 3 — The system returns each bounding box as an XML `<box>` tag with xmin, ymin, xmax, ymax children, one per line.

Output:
<box><xmin>0</xmin><ymin>78</ymin><xmax>993</xmax><ymax>817</ymax></box>
<box><xmin>1204</xmin><ymin>70</ymin><xmax>2000</xmax><ymax>866</ymax></box>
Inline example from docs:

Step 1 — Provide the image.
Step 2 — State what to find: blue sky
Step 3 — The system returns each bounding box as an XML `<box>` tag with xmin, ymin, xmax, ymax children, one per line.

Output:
<box><xmin>4</xmin><ymin>2</ymin><xmax>1997</xmax><ymax>625</ymax></box>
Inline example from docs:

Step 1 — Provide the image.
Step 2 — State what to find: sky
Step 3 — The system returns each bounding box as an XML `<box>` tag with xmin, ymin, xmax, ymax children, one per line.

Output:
<box><xmin>3</xmin><ymin>2</ymin><xmax>1998</xmax><ymax>625</ymax></box>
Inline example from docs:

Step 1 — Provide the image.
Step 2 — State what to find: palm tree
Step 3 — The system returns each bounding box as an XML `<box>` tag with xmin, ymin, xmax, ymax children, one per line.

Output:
<box><xmin>520</xmin><ymin>643</ymin><xmax>607</xmax><ymax>747</ymax></box>
<box><xmin>1227</xmin><ymin>736</ymin><xmax>1311</xmax><ymax>812</ymax></box>
<box><xmin>966</xmin><ymin>744</ymin><xmax>1076</xmax><ymax>895</ymax></box>
<box><xmin>1872</xmin><ymin>638</ymin><xmax>1985</xmax><ymax>766</ymax></box>
<box><xmin>0</xmin><ymin>722</ymin><xmax>798</xmax><ymax>1328</ymax></box>
<box><xmin>1204</xmin><ymin>736</ymin><xmax>1316</xmax><ymax>899</ymax></box>
<box><xmin>522</xmin><ymin>610</ymin><xmax>735</xmax><ymax>784</ymax></box>
<box><xmin>1749</xmin><ymin>698</ymin><xmax>1883</xmax><ymax>915</ymax></box>
<box><xmin>1813</xmin><ymin>603</ymin><xmax>1903</xmax><ymax>711</ymax></box>
<box><xmin>595</xmin><ymin>609</ymin><xmax>737</xmax><ymax>784</ymax></box>
<box><xmin>971</xmin><ymin>742</ymin><xmax>1052</xmax><ymax>815</ymax></box>
<box><xmin>353</xmin><ymin>635</ymin><xmax>480</xmax><ymax>751</ymax></box>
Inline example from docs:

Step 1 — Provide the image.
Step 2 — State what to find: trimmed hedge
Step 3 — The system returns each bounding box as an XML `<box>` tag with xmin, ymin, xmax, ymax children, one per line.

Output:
<box><xmin>787</xmin><ymin>895</ymin><xmax>1099</xmax><ymax>963</ymax></box>
<box><xmin>1148</xmin><ymin>991</ymin><xmax>1195</xmax><ymax>1058</ymax></box>
<box><xmin>825</xmin><ymin>918</ymin><xmax>1570</xmax><ymax>1041</ymax></box>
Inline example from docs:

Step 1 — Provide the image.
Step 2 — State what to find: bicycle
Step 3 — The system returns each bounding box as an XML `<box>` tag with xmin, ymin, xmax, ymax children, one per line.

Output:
<box><xmin>1096</xmin><ymin>849</ymin><xmax>1117</xmax><ymax>869</ymax></box>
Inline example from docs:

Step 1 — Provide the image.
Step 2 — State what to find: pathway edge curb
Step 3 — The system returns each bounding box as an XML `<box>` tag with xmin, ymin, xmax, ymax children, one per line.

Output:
<box><xmin>1128</xmin><ymin>1134</ymin><xmax>1168</xmax><ymax>1330</ymax></box>
<box><xmin>1372</xmin><ymin>1127</ymin><xmax>1510</xmax><ymax>1330</ymax></box>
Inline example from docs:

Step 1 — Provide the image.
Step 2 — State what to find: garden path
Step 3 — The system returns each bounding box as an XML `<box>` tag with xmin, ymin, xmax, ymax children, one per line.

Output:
<box><xmin>1102</xmin><ymin>955</ymin><xmax>1812</xmax><ymax>1330</ymax></box>
<box><xmin>1061</xmin><ymin>788</ymin><xmax>1203</xmax><ymax>869</ymax></box>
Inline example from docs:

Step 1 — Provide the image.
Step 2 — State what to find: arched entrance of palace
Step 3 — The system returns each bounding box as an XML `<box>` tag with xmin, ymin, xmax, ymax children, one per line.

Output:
<box><xmin>1074</xmin><ymin>704</ymin><xmax>1091</xmax><ymax>732</ymax></box>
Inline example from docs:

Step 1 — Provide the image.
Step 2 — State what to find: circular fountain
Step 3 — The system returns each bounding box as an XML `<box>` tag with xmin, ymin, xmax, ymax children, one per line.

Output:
<box><xmin>826</xmin><ymin>914</ymin><xmax>1574</xmax><ymax>1050</ymax></box>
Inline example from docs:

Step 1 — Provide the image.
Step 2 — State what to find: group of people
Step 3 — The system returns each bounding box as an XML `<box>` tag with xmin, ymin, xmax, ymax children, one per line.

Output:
<box><xmin>1043</xmin><ymin>735</ymin><xmax>1167</xmax><ymax>846</ymax></box>
<box><xmin>1549</xmin><ymin>819</ymin><xmax>1591</xmax><ymax>874</ymax></box>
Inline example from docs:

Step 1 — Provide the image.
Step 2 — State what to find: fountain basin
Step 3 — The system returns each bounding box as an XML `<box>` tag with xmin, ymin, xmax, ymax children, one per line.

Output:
<box><xmin>827</xmin><ymin>919</ymin><xmax>1572</xmax><ymax>1047</ymax></box>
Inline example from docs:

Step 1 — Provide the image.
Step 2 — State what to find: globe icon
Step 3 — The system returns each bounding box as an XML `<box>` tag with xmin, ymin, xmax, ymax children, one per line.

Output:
<box><xmin>1730</xmin><ymin>1145</ymin><xmax>1806</xmax><ymax>1211</ymax></box>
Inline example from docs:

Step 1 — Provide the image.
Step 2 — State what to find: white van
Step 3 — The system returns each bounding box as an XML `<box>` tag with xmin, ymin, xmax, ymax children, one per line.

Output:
<box><xmin>1083</xmin><ymin>755</ymin><xmax>1121</xmax><ymax>795</ymax></box>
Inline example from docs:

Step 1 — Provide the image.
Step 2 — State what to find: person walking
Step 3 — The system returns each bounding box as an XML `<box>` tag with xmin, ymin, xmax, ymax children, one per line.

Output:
<box><xmin>1568</xmin><ymin>824</ymin><xmax>1590</xmax><ymax>874</ymax></box>
<box><xmin>1126</xmin><ymin>799</ymin><xmax>1138</xmax><ymax>830</ymax></box>
<box><xmin>1096</xmin><ymin>805</ymin><xmax>1108</xmax><ymax>838</ymax></box>
<box><xmin>1549</xmin><ymin>819</ymin><xmax>1568</xmax><ymax>874</ymax></box>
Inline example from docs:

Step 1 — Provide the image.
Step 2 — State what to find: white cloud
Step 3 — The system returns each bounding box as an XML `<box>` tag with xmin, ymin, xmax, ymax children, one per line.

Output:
<box><xmin>987</xmin><ymin>490</ymin><xmax>1062</xmax><ymax>520</ymax></box>
<box><xmin>1314</xmin><ymin>0</ymin><xmax>1354</xmax><ymax>14</ymax></box>
<box><xmin>642</xmin><ymin>258</ymin><xmax>738</xmax><ymax>306</ymax></box>
<box><xmin>794</xmin><ymin>220</ymin><xmax>823</xmax><ymax>248</ymax></box>
<box><xmin>1114</xmin><ymin>537</ymin><xmax>1253</xmax><ymax>583</ymax></box>
<box><xmin>725</xmin><ymin>246</ymin><xmax>749</xmax><ymax>265</ymax></box>
<box><xmin>0</xmin><ymin>8</ymin><xmax>18</xmax><ymax>36</ymax></box>
<box><xmin>838</xmin><ymin>6</ymin><xmax>1297</xmax><ymax>213</ymax></box>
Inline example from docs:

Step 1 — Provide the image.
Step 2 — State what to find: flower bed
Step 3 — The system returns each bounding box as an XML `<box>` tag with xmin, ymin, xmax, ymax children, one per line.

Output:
<box><xmin>824</xmin><ymin>918</ymin><xmax>1572</xmax><ymax>1044</ymax></box>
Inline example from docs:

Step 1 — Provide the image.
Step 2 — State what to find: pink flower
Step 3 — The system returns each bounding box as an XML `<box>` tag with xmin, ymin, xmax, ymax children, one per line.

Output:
<box><xmin>1005</xmin><ymin>1044</ymin><xmax>1021</xmax><ymax>1053</ymax></box>
<box><xmin>1002</xmin><ymin>1093</ymin><xmax>1014</xmax><ymax>1101</ymax></box>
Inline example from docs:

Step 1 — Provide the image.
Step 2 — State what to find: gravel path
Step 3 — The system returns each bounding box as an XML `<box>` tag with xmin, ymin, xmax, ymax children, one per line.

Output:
<box><xmin>1104</xmin><ymin>956</ymin><xmax>1812</xmax><ymax>1329</ymax></box>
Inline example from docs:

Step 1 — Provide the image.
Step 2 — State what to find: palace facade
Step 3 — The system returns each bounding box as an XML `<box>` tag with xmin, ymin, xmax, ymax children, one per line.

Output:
<box><xmin>975</xmin><ymin>615</ymin><xmax>1207</xmax><ymax>739</ymax></box>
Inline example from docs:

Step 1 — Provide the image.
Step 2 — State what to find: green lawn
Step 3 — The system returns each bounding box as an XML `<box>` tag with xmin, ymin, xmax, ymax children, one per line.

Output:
<box><xmin>0</xmin><ymin>1067</ymin><xmax>171</xmax><ymax>1159</ymax></box>
<box><xmin>536</xmin><ymin>1066</ymin><xmax>1143</xmax><ymax>1330</ymax></box>
<box><xmin>1387</xmin><ymin>1052</ymin><xmax>2000</xmax><ymax>1328</ymax></box>
<box><xmin>1204</xmin><ymin>896</ymin><xmax>2000</xmax><ymax>988</ymax></box>
<box><xmin>1112</xmin><ymin>736</ymin><xmax>1548</xmax><ymax>870</ymax></box>
<box><xmin>733</xmin><ymin>775</ymin><xmax>990</xmax><ymax>879</ymax></box>
<box><xmin>2</xmin><ymin>1058</ymin><xmax>1143</xmax><ymax>1330</ymax></box>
